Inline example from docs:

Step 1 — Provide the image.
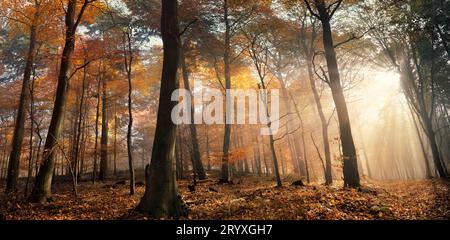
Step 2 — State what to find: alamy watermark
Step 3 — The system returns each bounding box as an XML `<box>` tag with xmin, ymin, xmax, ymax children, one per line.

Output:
<box><xmin>171</xmin><ymin>80</ymin><xmax>280</xmax><ymax>135</ymax></box>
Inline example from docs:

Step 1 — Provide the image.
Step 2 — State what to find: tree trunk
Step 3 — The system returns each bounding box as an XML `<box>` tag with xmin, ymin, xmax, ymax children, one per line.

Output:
<box><xmin>92</xmin><ymin>72</ymin><xmax>101</xmax><ymax>183</ymax></box>
<box><xmin>317</xmin><ymin>5</ymin><xmax>360</xmax><ymax>188</ymax></box>
<box><xmin>6</xmin><ymin>17</ymin><xmax>37</xmax><ymax>193</ymax></box>
<box><xmin>30</xmin><ymin>0</ymin><xmax>81</xmax><ymax>202</ymax></box>
<box><xmin>113</xmin><ymin>103</ymin><xmax>117</xmax><ymax>176</ymax></box>
<box><xmin>269</xmin><ymin>134</ymin><xmax>282</xmax><ymax>187</ymax></box>
<box><xmin>124</xmin><ymin>30</ymin><xmax>135</xmax><ymax>195</ymax></box>
<box><xmin>137</xmin><ymin>0</ymin><xmax>187</xmax><ymax>218</ymax></box>
<box><xmin>306</xmin><ymin>61</ymin><xmax>332</xmax><ymax>185</ymax></box>
<box><xmin>176</xmin><ymin>133</ymin><xmax>183</xmax><ymax>180</ymax></box>
<box><xmin>276</xmin><ymin>74</ymin><xmax>305</xmax><ymax>176</ymax></box>
<box><xmin>73</xmin><ymin>59</ymin><xmax>87</xmax><ymax>182</ymax></box>
<box><xmin>204</xmin><ymin>124</ymin><xmax>211</xmax><ymax>171</ymax></box>
<box><xmin>99</xmin><ymin>77</ymin><xmax>109</xmax><ymax>180</ymax></box>
<box><xmin>220</xmin><ymin>0</ymin><xmax>231</xmax><ymax>183</ymax></box>
<box><xmin>180</xmin><ymin>47</ymin><xmax>206</xmax><ymax>180</ymax></box>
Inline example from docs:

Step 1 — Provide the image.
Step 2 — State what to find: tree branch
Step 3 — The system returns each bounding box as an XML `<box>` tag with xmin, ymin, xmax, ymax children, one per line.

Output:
<box><xmin>179</xmin><ymin>18</ymin><xmax>198</xmax><ymax>37</ymax></box>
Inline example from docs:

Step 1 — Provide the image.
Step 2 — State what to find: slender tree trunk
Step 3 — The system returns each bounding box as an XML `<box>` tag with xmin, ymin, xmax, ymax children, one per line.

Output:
<box><xmin>176</xmin><ymin>134</ymin><xmax>183</xmax><ymax>180</ymax></box>
<box><xmin>99</xmin><ymin>76</ymin><xmax>109</xmax><ymax>180</ymax></box>
<box><xmin>6</xmin><ymin>16</ymin><xmax>38</xmax><ymax>193</ymax></box>
<box><xmin>220</xmin><ymin>0</ymin><xmax>231</xmax><ymax>183</ymax></box>
<box><xmin>402</xmin><ymin>58</ymin><xmax>448</xmax><ymax>178</ymax></box>
<box><xmin>410</xmin><ymin>105</ymin><xmax>432</xmax><ymax>178</ymax></box>
<box><xmin>30</xmin><ymin>0</ymin><xmax>86</xmax><ymax>202</ymax></box>
<box><xmin>73</xmin><ymin>60</ymin><xmax>87</xmax><ymax>183</ymax></box>
<box><xmin>180</xmin><ymin>47</ymin><xmax>206</xmax><ymax>180</ymax></box>
<box><xmin>306</xmin><ymin>61</ymin><xmax>332</xmax><ymax>185</ymax></box>
<box><xmin>316</xmin><ymin>5</ymin><xmax>360</xmax><ymax>188</ymax></box>
<box><xmin>238</xmin><ymin>126</ymin><xmax>250</xmax><ymax>173</ymax></box>
<box><xmin>252</xmin><ymin>128</ymin><xmax>262</xmax><ymax>176</ymax></box>
<box><xmin>124</xmin><ymin>30</ymin><xmax>135</xmax><ymax>195</ymax></box>
<box><xmin>26</xmin><ymin>64</ymin><xmax>39</xmax><ymax>194</ymax></box>
<box><xmin>204</xmin><ymin>124</ymin><xmax>211</xmax><ymax>171</ymax></box>
<box><xmin>92</xmin><ymin>72</ymin><xmax>101</xmax><ymax>184</ymax></box>
<box><xmin>269</xmin><ymin>134</ymin><xmax>282</xmax><ymax>186</ymax></box>
<box><xmin>137</xmin><ymin>0</ymin><xmax>187</xmax><ymax>217</ymax></box>
<box><xmin>276</xmin><ymin>74</ymin><xmax>305</xmax><ymax>175</ymax></box>
<box><xmin>260</xmin><ymin>86</ymin><xmax>282</xmax><ymax>186</ymax></box>
<box><xmin>80</xmin><ymin>108</ymin><xmax>87</xmax><ymax>176</ymax></box>
<box><xmin>113</xmin><ymin>103</ymin><xmax>117</xmax><ymax>176</ymax></box>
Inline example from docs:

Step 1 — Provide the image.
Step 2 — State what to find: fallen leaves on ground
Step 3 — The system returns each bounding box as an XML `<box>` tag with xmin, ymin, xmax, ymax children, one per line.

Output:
<box><xmin>0</xmin><ymin>178</ymin><xmax>449</xmax><ymax>220</ymax></box>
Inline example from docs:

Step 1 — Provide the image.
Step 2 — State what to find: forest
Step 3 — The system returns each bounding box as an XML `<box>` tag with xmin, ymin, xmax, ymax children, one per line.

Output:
<box><xmin>0</xmin><ymin>0</ymin><xmax>449</xmax><ymax>220</ymax></box>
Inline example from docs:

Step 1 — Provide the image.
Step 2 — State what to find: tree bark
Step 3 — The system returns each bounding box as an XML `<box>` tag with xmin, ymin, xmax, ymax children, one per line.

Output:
<box><xmin>137</xmin><ymin>0</ymin><xmax>187</xmax><ymax>218</ymax></box>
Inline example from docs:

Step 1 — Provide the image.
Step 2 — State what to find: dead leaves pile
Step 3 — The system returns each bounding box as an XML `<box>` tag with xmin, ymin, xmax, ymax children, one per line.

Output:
<box><xmin>0</xmin><ymin>178</ymin><xmax>449</xmax><ymax>220</ymax></box>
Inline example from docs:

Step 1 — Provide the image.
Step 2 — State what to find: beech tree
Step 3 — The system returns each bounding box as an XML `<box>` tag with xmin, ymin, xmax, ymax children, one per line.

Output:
<box><xmin>304</xmin><ymin>0</ymin><xmax>360</xmax><ymax>188</ymax></box>
<box><xmin>137</xmin><ymin>0</ymin><xmax>188</xmax><ymax>218</ymax></box>
<box><xmin>30</xmin><ymin>0</ymin><xmax>98</xmax><ymax>203</ymax></box>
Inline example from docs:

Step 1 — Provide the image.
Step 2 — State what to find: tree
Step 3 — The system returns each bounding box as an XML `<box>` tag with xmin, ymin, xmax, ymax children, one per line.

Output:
<box><xmin>123</xmin><ymin>28</ymin><xmax>136</xmax><ymax>194</ymax></box>
<box><xmin>4</xmin><ymin>0</ymin><xmax>40</xmax><ymax>193</ymax></box>
<box><xmin>30</xmin><ymin>0</ymin><xmax>97</xmax><ymax>203</ymax></box>
<box><xmin>304</xmin><ymin>0</ymin><xmax>360</xmax><ymax>188</ymax></box>
<box><xmin>244</xmin><ymin>29</ymin><xmax>283</xmax><ymax>187</ymax></box>
<box><xmin>180</xmin><ymin>44</ymin><xmax>206</xmax><ymax>180</ymax></box>
<box><xmin>137</xmin><ymin>0</ymin><xmax>188</xmax><ymax>218</ymax></box>
<box><xmin>98</xmin><ymin>64</ymin><xmax>109</xmax><ymax>180</ymax></box>
<box><xmin>295</xmin><ymin>6</ymin><xmax>333</xmax><ymax>185</ymax></box>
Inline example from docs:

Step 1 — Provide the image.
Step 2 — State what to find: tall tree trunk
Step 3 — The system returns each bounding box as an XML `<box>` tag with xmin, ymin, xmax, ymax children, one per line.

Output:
<box><xmin>306</xmin><ymin>61</ymin><xmax>332</xmax><ymax>185</ymax></box>
<box><xmin>252</xmin><ymin>128</ymin><xmax>262</xmax><ymax>176</ymax></box>
<box><xmin>238</xmin><ymin>126</ymin><xmax>249</xmax><ymax>173</ymax></box>
<box><xmin>402</xmin><ymin>57</ymin><xmax>448</xmax><ymax>178</ymax></box>
<box><xmin>113</xmin><ymin>103</ymin><xmax>117</xmax><ymax>176</ymax></box>
<box><xmin>316</xmin><ymin>4</ymin><xmax>360</xmax><ymax>188</ymax></box>
<box><xmin>269</xmin><ymin>134</ymin><xmax>282</xmax><ymax>186</ymax></box>
<box><xmin>99</xmin><ymin>77</ymin><xmax>109</xmax><ymax>180</ymax></box>
<box><xmin>204</xmin><ymin>124</ymin><xmax>211</xmax><ymax>171</ymax></box>
<box><xmin>124</xmin><ymin>30</ymin><xmax>135</xmax><ymax>195</ymax></box>
<box><xmin>421</xmin><ymin>110</ymin><xmax>447</xmax><ymax>177</ymax></box>
<box><xmin>137</xmin><ymin>0</ymin><xmax>187</xmax><ymax>217</ymax></box>
<box><xmin>176</xmin><ymin>133</ymin><xmax>183</xmax><ymax>180</ymax></box>
<box><xmin>73</xmin><ymin>60</ymin><xmax>87</xmax><ymax>183</ymax></box>
<box><xmin>410</xmin><ymin>105</ymin><xmax>432</xmax><ymax>178</ymax></box>
<box><xmin>276</xmin><ymin>74</ymin><xmax>305</xmax><ymax>176</ymax></box>
<box><xmin>30</xmin><ymin>0</ymin><xmax>87</xmax><ymax>202</ymax></box>
<box><xmin>220</xmin><ymin>0</ymin><xmax>231</xmax><ymax>183</ymax></box>
<box><xmin>80</xmin><ymin>105</ymin><xmax>88</xmax><ymax>176</ymax></box>
<box><xmin>260</xmin><ymin>86</ymin><xmax>282</xmax><ymax>186</ymax></box>
<box><xmin>180</xmin><ymin>47</ymin><xmax>206</xmax><ymax>180</ymax></box>
<box><xmin>6</xmin><ymin>16</ymin><xmax>38</xmax><ymax>193</ymax></box>
<box><xmin>92</xmin><ymin>72</ymin><xmax>101</xmax><ymax>183</ymax></box>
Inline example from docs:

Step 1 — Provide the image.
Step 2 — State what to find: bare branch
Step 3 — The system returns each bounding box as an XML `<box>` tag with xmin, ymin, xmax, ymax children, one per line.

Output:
<box><xmin>303</xmin><ymin>0</ymin><xmax>320</xmax><ymax>19</ymax></box>
<box><xmin>329</xmin><ymin>0</ymin><xmax>343</xmax><ymax>19</ymax></box>
<box><xmin>334</xmin><ymin>28</ymin><xmax>374</xmax><ymax>49</ymax></box>
<box><xmin>274</xmin><ymin>124</ymin><xmax>302</xmax><ymax>142</ymax></box>
<box><xmin>179</xmin><ymin>18</ymin><xmax>198</xmax><ymax>37</ymax></box>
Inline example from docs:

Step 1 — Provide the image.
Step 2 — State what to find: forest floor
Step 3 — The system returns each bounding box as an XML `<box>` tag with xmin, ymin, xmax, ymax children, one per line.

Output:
<box><xmin>0</xmin><ymin>175</ymin><xmax>449</xmax><ymax>220</ymax></box>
